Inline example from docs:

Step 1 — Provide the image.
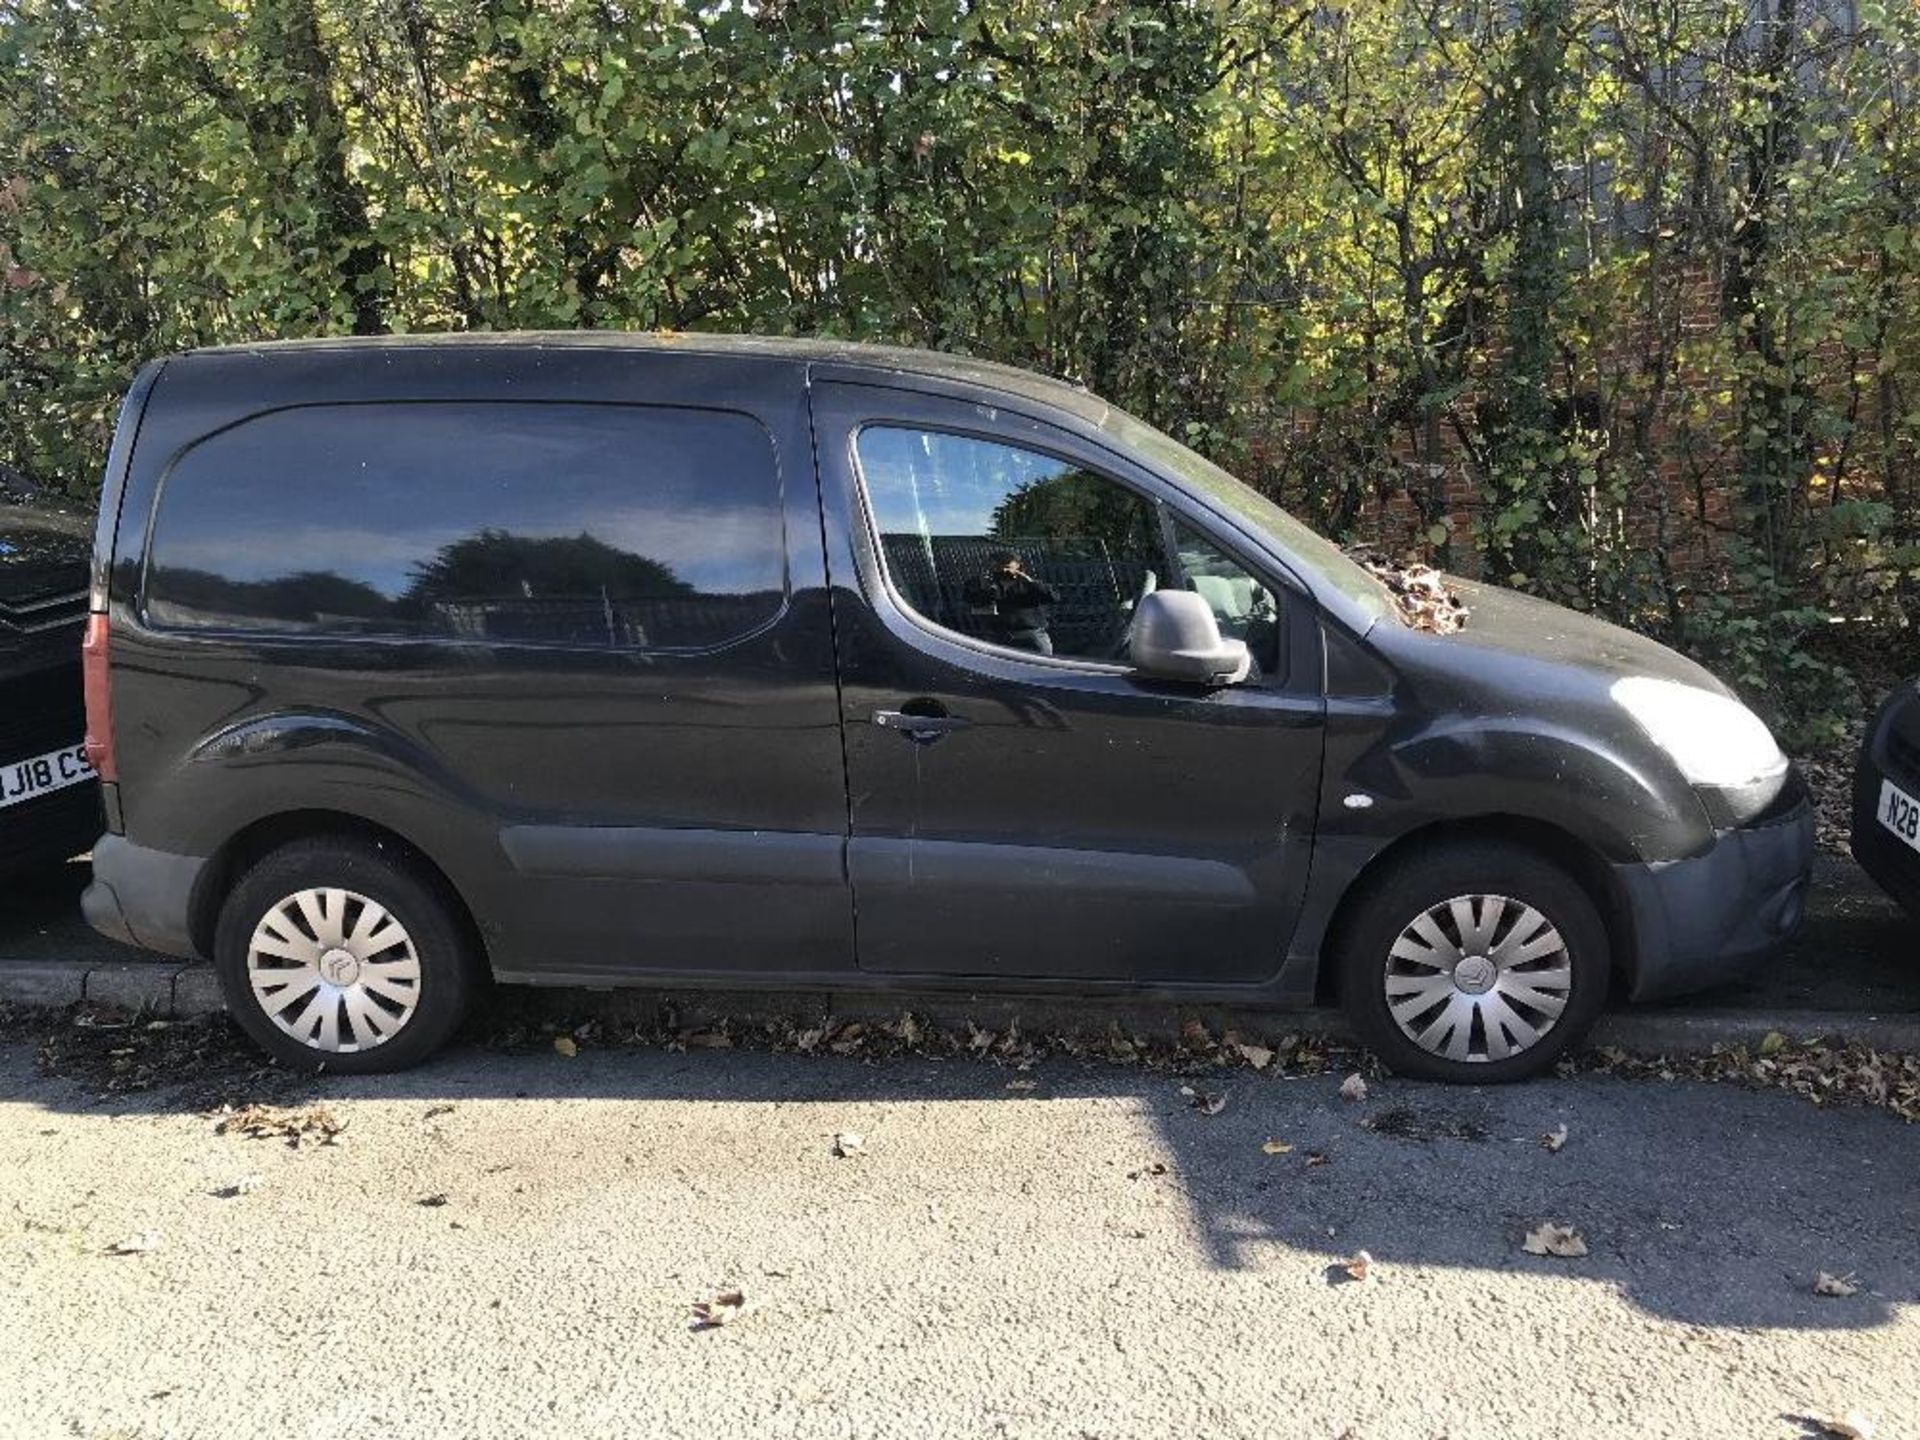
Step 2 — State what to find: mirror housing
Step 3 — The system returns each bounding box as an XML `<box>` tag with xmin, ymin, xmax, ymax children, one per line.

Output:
<box><xmin>1129</xmin><ymin>589</ymin><xmax>1251</xmax><ymax>686</ymax></box>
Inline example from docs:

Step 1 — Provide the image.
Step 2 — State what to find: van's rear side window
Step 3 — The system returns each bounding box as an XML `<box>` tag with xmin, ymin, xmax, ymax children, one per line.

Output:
<box><xmin>142</xmin><ymin>402</ymin><xmax>786</xmax><ymax>650</ymax></box>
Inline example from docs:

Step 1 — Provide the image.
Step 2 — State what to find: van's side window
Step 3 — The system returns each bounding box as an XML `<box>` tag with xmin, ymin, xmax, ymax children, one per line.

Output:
<box><xmin>856</xmin><ymin>427</ymin><xmax>1166</xmax><ymax>663</ymax></box>
<box><xmin>144</xmin><ymin>403</ymin><xmax>785</xmax><ymax>649</ymax></box>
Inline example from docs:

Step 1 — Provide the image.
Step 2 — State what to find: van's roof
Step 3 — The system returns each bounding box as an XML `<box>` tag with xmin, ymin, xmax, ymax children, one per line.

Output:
<box><xmin>179</xmin><ymin>331</ymin><xmax>1112</xmax><ymax>425</ymax></box>
<box><xmin>159</xmin><ymin>330</ymin><xmax>1389</xmax><ymax>634</ymax></box>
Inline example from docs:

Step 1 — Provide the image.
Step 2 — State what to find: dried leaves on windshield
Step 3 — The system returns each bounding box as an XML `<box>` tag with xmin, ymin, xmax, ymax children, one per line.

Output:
<box><xmin>1348</xmin><ymin>548</ymin><xmax>1470</xmax><ymax>634</ymax></box>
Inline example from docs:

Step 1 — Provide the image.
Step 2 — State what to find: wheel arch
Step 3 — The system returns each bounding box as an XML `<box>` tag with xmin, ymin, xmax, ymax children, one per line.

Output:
<box><xmin>1312</xmin><ymin>813</ymin><xmax>1635</xmax><ymax>1005</ymax></box>
<box><xmin>188</xmin><ymin>808</ymin><xmax>489</xmax><ymax>972</ymax></box>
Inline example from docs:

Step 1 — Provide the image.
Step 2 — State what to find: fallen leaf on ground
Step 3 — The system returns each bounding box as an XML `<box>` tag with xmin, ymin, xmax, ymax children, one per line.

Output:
<box><xmin>1305</xmin><ymin>1152</ymin><xmax>1331</xmax><ymax>1168</ymax></box>
<box><xmin>418</xmin><ymin>1192</ymin><xmax>450</xmax><ymax>1208</ymax></box>
<box><xmin>1813</xmin><ymin>1271</ymin><xmax>1861</xmax><ymax>1298</ymax></box>
<box><xmin>1237</xmin><ymin>1042</ymin><xmax>1274</xmax><ymax>1070</ymax></box>
<box><xmin>1542</xmin><ymin>1123</ymin><xmax>1568</xmax><ymax>1153</ymax></box>
<box><xmin>1341</xmin><ymin>1250</ymin><xmax>1373</xmax><ymax>1281</ymax></box>
<box><xmin>422</xmin><ymin>1104</ymin><xmax>455</xmax><ymax>1120</ymax></box>
<box><xmin>212</xmin><ymin>1175</ymin><xmax>262</xmax><ymax>1199</ymax></box>
<box><xmin>1127</xmin><ymin>1162</ymin><xmax>1168</xmax><ymax>1180</ymax></box>
<box><xmin>552</xmin><ymin>1036</ymin><xmax>577</xmax><ymax>1058</ymax></box>
<box><xmin>1809</xmin><ymin>1412</ymin><xmax>1875</xmax><ymax>1440</ymax></box>
<box><xmin>105</xmin><ymin>1232</ymin><xmax>160</xmax><ymax>1256</ymax></box>
<box><xmin>1339</xmin><ymin>1073</ymin><xmax>1368</xmax><ymax>1102</ymax></box>
<box><xmin>691</xmin><ymin>1289</ymin><xmax>749</xmax><ymax>1330</ymax></box>
<box><xmin>1758</xmin><ymin>1030</ymin><xmax>1788</xmax><ymax>1056</ymax></box>
<box><xmin>681</xmin><ymin>1029</ymin><xmax>733</xmax><ymax>1049</ymax></box>
<box><xmin>1187</xmin><ymin>1089</ymin><xmax>1229</xmax><ymax>1116</ymax></box>
<box><xmin>1180</xmin><ymin>1018</ymin><xmax>1212</xmax><ymax>1049</ymax></box>
<box><xmin>1261</xmin><ymin>1140</ymin><xmax>1294</xmax><ymax>1155</ymax></box>
<box><xmin>1574</xmin><ymin>1037</ymin><xmax>1918</xmax><ymax>1124</ymax></box>
<box><xmin>1522</xmin><ymin>1222</ymin><xmax>1588</xmax><ymax>1258</ymax></box>
<box><xmin>832</xmin><ymin>1131</ymin><xmax>865</xmax><ymax>1158</ymax></box>
<box><xmin>213</xmin><ymin>1102</ymin><xmax>346</xmax><ymax>1147</ymax></box>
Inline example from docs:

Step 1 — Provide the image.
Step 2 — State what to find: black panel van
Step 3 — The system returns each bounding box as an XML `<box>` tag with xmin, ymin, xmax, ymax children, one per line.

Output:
<box><xmin>82</xmin><ymin>335</ymin><xmax>1813</xmax><ymax>1079</ymax></box>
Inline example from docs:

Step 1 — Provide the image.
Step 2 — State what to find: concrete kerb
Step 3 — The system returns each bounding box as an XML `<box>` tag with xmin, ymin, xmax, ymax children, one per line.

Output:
<box><xmin>0</xmin><ymin>960</ymin><xmax>206</xmax><ymax>1019</ymax></box>
<box><xmin>5</xmin><ymin>961</ymin><xmax>1915</xmax><ymax>1058</ymax></box>
<box><xmin>0</xmin><ymin>961</ymin><xmax>95</xmax><ymax>1011</ymax></box>
<box><xmin>84</xmin><ymin>963</ymin><xmax>188</xmax><ymax>1014</ymax></box>
<box><xmin>1589</xmin><ymin>1005</ymin><xmax>1920</xmax><ymax>1057</ymax></box>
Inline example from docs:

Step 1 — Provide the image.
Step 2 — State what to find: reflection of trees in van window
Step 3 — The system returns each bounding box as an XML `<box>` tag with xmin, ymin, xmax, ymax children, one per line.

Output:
<box><xmin>989</xmin><ymin>473</ymin><xmax>1158</xmax><ymax>556</ymax></box>
<box><xmin>142</xmin><ymin>402</ymin><xmax>788</xmax><ymax>650</ymax></box>
<box><xmin>400</xmin><ymin>529</ymin><xmax>708</xmax><ymax>649</ymax></box>
<box><xmin>146</xmin><ymin>567</ymin><xmax>394</xmax><ymax>632</ymax></box>
<box><xmin>149</xmin><ymin>529</ymin><xmax>775</xmax><ymax>650</ymax></box>
<box><xmin>405</xmin><ymin>530</ymin><xmax>691</xmax><ymax>606</ymax></box>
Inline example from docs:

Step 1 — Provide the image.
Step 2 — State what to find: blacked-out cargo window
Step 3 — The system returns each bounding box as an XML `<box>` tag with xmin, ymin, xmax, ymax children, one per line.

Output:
<box><xmin>144</xmin><ymin>403</ymin><xmax>785</xmax><ymax>649</ymax></box>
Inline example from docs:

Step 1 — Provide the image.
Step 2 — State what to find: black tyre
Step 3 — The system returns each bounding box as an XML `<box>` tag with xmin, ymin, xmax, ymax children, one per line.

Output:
<box><xmin>213</xmin><ymin>837</ymin><xmax>476</xmax><ymax>1073</ymax></box>
<box><xmin>1334</xmin><ymin>841</ymin><xmax>1610</xmax><ymax>1083</ymax></box>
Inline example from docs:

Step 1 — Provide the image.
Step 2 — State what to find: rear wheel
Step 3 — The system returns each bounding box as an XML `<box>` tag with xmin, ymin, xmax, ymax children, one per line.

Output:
<box><xmin>1335</xmin><ymin>842</ymin><xmax>1610</xmax><ymax>1082</ymax></box>
<box><xmin>213</xmin><ymin>837</ymin><xmax>475</xmax><ymax>1073</ymax></box>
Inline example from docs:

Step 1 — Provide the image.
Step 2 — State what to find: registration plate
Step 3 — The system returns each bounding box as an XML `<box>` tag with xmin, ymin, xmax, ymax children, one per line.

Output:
<box><xmin>1879</xmin><ymin>778</ymin><xmax>1920</xmax><ymax>854</ymax></box>
<box><xmin>0</xmin><ymin>741</ymin><xmax>93</xmax><ymax>811</ymax></box>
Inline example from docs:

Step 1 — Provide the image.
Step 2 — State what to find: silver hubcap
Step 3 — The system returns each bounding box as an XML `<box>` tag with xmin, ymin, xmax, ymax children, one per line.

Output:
<box><xmin>1384</xmin><ymin>893</ymin><xmax>1573</xmax><ymax>1064</ymax></box>
<box><xmin>247</xmin><ymin>888</ymin><xmax>421</xmax><ymax>1053</ymax></box>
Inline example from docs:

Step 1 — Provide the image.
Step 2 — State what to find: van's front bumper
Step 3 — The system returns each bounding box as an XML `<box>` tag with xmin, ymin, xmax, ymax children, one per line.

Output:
<box><xmin>82</xmin><ymin>833</ymin><xmax>205</xmax><ymax>959</ymax></box>
<box><xmin>1613</xmin><ymin>797</ymin><xmax>1814</xmax><ymax>1002</ymax></box>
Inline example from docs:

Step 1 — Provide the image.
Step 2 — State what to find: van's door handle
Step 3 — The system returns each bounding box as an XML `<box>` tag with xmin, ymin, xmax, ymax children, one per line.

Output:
<box><xmin>872</xmin><ymin>709</ymin><xmax>972</xmax><ymax>743</ymax></box>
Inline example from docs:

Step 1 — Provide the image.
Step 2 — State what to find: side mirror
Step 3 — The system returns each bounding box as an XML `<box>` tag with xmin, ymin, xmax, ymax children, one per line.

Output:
<box><xmin>1129</xmin><ymin>589</ymin><xmax>1250</xmax><ymax>686</ymax></box>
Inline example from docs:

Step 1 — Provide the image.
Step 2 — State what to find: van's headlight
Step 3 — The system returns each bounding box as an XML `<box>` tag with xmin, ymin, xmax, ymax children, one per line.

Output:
<box><xmin>1611</xmin><ymin>675</ymin><xmax>1789</xmax><ymax>802</ymax></box>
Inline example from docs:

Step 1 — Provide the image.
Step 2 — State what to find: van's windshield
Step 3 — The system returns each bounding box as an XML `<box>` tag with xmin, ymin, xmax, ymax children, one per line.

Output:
<box><xmin>1097</xmin><ymin>408</ymin><xmax>1390</xmax><ymax>625</ymax></box>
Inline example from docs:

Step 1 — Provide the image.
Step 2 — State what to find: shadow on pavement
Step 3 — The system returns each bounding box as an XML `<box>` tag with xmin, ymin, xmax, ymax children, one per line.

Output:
<box><xmin>1672</xmin><ymin>856</ymin><xmax>1919</xmax><ymax>1015</ymax></box>
<box><xmin>0</xmin><ymin>856</ymin><xmax>146</xmax><ymax>968</ymax></box>
<box><xmin>5</xmin><ymin>1010</ymin><xmax>1914</xmax><ymax>1339</ymax></box>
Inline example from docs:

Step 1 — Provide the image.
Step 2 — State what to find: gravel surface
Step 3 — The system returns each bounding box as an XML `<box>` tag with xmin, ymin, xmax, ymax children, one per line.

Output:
<box><xmin>2</xmin><ymin>1037</ymin><xmax>1915</xmax><ymax>1440</ymax></box>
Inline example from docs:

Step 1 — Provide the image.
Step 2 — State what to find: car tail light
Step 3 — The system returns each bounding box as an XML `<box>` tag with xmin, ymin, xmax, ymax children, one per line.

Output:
<box><xmin>82</xmin><ymin>612</ymin><xmax>116</xmax><ymax>783</ymax></box>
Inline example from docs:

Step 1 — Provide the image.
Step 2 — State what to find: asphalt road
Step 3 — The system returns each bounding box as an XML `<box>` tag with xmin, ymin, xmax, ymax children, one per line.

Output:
<box><xmin>2</xmin><ymin>1035</ymin><xmax>1915</xmax><ymax>1440</ymax></box>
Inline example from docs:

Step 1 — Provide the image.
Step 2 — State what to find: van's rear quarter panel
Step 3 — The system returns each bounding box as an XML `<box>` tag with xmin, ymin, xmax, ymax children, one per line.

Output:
<box><xmin>107</xmin><ymin>345</ymin><xmax>855</xmax><ymax>976</ymax></box>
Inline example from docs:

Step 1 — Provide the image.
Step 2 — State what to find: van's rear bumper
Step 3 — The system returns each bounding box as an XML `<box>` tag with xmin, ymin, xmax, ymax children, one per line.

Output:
<box><xmin>1613</xmin><ymin>799</ymin><xmax>1814</xmax><ymax>1002</ymax></box>
<box><xmin>82</xmin><ymin>833</ymin><xmax>204</xmax><ymax>959</ymax></box>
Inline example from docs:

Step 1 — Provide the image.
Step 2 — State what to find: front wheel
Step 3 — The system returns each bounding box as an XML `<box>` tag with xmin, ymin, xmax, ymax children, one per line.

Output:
<box><xmin>213</xmin><ymin>837</ymin><xmax>476</xmax><ymax>1073</ymax></box>
<box><xmin>1334</xmin><ymin>842</ymin><xmax>1611</xmax><ymax>1083</ymax></box>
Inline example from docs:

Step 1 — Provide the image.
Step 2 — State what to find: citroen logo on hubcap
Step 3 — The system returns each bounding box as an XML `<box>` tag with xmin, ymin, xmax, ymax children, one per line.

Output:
<box><xmin>318</xmin><ymin>948</ymin><xmax>362</xmax><ymax>987</ymax></box>
<box><xmin>1453</xmin><ymin>955</ymin><xmax>1496</xmax><ymax>994</ymax></box>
